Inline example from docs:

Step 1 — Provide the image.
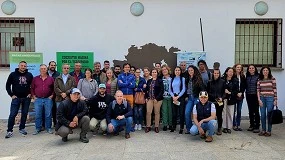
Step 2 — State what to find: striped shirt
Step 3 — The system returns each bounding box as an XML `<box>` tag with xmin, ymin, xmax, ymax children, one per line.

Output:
<box><xmin>257</xmin><ymin>77</ymin><xmax>277</xmax><ymax>100</ymax></box>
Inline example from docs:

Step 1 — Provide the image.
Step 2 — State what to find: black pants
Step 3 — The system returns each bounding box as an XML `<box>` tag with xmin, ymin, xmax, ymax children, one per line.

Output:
<box><xmin>215</xmin><ymin>103</ymin><xmax>224</xmax><ymax>129</ymax></box>
<box><xmin>246</xmin><ymin>94</ymin><xmax>260</xmax><ymax>129</ymax></box>
<box><xmin>172</xmin><ymin>97</ymin><xmax>185</xmax><ymax>130</ymax></box>
<box><xmin>52</xmin><ymin>99</ymin><xmax>57</xmax><ymax>126</ymax></box>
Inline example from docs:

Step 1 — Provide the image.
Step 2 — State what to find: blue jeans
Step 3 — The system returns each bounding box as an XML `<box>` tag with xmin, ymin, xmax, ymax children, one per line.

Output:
<box><xmin>34</xmin><ymin>98</ymin><xmax>53</xmax><ymax>130</ymax></box>
<box><xmin>190</xmin><ymin>120</ymin><xmax>217</xmax><ymax>136</ymax></box>
<box><xmin>185</xmin><ymin>95</ymin><xmax>199</xmax><ymax>132</ymax></box>
<box><xmin>7</xmin><ymin>97</ymin><xmax>31</xmax><ymax>132</ymax></box>
<box><xmin>233</xmin><ymin>99</ymin><xmax>243</xmax><ymax>127</ymax></box>
<box><xmin>108</xmin><ymin>117</ymin><xmax>133</xmax><ymax>134</ymax></box>
<box><xmin>134</xmin><ymin>104</ymin><xmax>143</xmax><ymax>125</ymax></box>
<box><xmin>260</xmin><ymin>96</ymin><xmax>274</xmax><ymax>132</ymax></box>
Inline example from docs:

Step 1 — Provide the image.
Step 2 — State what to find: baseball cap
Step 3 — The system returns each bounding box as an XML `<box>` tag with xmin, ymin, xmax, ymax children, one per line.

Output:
<box><xmin>71</xmin><ymin>88</ymin><xmax>81</xmax><ymax>94</ymax></box>
<box><xmin>199</xmin><ymin>91</ymin><xmax>208</xmax><ymax>98</ymax></box>
<box><xmin>99</xmin><ymin>84</ymin><xmax>106</xmax><ymax>89</ymax></box>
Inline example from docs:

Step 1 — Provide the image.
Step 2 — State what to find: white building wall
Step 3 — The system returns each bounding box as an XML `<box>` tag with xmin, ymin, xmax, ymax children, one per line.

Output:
<box><xmin>0</xmin><ymin>0</ymin><xmax>285</xmax><ymax>119</ymax></box>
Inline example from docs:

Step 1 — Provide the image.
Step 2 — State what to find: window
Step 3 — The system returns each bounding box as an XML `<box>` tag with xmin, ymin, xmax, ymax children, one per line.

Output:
<box><xmin>0</xmin><ymin>18</ymin><xmax>35</xmax><ymax>67</ymax></box>
<box><xmin>235</xmin><ymin>19</ymin><xmax>282</xmax><ymax>67</ymax></box>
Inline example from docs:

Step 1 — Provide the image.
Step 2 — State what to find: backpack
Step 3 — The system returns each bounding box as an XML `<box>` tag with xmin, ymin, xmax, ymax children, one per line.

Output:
<box><xmin>111</xmin><ymin>100</ymin><xmax>128</xmax><ymax>110</ymax></box>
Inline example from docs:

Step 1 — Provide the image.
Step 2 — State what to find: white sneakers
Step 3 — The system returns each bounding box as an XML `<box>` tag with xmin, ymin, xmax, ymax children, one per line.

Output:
<box><xmin>134</xmin><ymin>124</ymin><xmax>142</xmax><ymax>131</ymax></box>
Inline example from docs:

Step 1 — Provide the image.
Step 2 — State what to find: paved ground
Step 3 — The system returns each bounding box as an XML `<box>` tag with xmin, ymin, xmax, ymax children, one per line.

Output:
<box><xmin>0</xmin><ymin>120</ymin><xmax>284</xmax><ymax>160</ymax></box>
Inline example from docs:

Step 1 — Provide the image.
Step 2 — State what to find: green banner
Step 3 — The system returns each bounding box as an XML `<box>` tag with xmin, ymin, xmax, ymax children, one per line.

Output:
<box><xmin>56</xmin><ymin>52</ymin><xmax>94</xmax><ymax>72</ymax></box>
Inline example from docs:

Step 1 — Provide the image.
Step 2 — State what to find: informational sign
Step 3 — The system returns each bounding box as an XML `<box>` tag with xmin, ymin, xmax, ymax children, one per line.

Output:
<box><xmin>9</xmin><ymin>52</ymin><xmax>43</xmax><ymax>76</ymax></box>
<box><xmin>176</xmin><ymin>51</ymin><xmax>206</xmax><ymax>67</ymax></box>
<box><xmin>56</xmin><ymin>52</ymin><xmax>94</xmax><ymax>72</ymax></box>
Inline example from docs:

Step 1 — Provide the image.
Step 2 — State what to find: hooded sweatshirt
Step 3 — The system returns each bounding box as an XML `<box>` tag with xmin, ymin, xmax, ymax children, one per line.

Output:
<box><xmin>6</xmin><ymin>68</ymin><xmax>33</xmax><ymax>98</ymax></box>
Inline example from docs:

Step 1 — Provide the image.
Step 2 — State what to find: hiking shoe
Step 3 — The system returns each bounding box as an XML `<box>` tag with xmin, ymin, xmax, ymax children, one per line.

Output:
<box><xmin>205</xmin><ymin>136</ymin><xmax>213</xmax><ymax>142</ymax></box>
<box><xmin>5</xmin><ymin>132</ymin><xmax>13</xmax><ymax>138</ymax></box>
<box><xmin>33</xmin><ymin>130</ymin><xmax>41</xmax><ymax>135</ymax></box>
<box><xmin>47</xmin><ymin>129</ymin><xmax>54</xmax><ymax>134</ymax></box>
<box><xmin>62</xmin><ymin>136</ymin><xmax>68</xmax><ymax>142</ymax></box>
<box><xmin>134</xmin><ymin>124</ymin><xmax>138</xmax><ymax>130</ymax></box>
<box><xmin>138</xmin><ymin>124</ymin><xmax>142</xmax><ymax>131</ymax></box>
<box><xmin>79</xmin><ymin>136</ymin><xmax>89</xmax><ymax>143</ymax></box>
<box><xmin>19</xmin><ymin>129</ymin><xmax>27</xmax><ymax>135</ymax></box>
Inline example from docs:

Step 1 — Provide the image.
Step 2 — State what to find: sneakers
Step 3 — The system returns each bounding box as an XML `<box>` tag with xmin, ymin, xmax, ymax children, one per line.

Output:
<box><xmin>62</xmin><ymin>136</ymin><xmax>68</xmax><ymax>142</ymax></box>
<box><xmin>134</xmin><ymin>124</ymin><xmax>138</xmax><ymax>130</ymax></box>
<box><xmin>5</xmin><ymin>131</ymin><xmax>13</xmax><ymax>138</ymax></box>
<box><xmin>137</xmin><ymin>124</ymin><xmax>142</xmax><ymax>131</ymax></box>
<box><xmin>205</xmin><ymin>136</ymin><xmax>213</xmax><ymax>142</ymax></box>
<box><xmin>253</xmin><ymin>129</ymin><xmax>260</xmax><ymax>133</ymax></box>
<box><xmin>47</xmin><ymin>129</ymin><xmax>54</xmax><ymax>134</ymax></box>
<box><xmin>125</xmin><ymin>133</ymin><xmax>130</xmax><ymax>139</ymax></box>
<box><xmin>247</xmin><ymin>126</ymin><xmax>254</xmax><ymax>131</ymax></box>
<box><xmin>19</xmin><ymin>129</ymin><xmax>27</xmax><ymax>136</ymax></box>
<box><xmin>79</xmin><ymin>136</ymin><xmax>89</xmax><ymax>143</ymax></box>
<box><xmin>102</xmin><ymin>131</ymin><xmax>107</xmax><ymax>136</ymax></box>
<box><xmin>33</xmin><ymin>130</ymin><xmax>41</xmax><ymax>135</ymax></box>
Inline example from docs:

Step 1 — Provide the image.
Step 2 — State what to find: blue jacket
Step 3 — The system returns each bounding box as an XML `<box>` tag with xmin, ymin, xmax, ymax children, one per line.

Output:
<box><xmin>117</xmin><ymin>72</ymin><xmax>135</xmax><ymax>95</ymax></box>
<box><xmin>134</xmin><ymin>76</ymin><xmax>146</xmax><ymax>92</ymax></box>
<box><xmin>69</xmin><ymin>71</ymin><xmax>84</xmax><ymax>80</ymax></box>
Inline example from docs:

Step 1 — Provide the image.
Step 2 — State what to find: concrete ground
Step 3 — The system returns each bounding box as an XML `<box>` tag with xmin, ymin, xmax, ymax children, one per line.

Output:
<box><xmin>0</xmin><ymin>120</ymin><xmax>284</xmax><ymax>160</ymax></box>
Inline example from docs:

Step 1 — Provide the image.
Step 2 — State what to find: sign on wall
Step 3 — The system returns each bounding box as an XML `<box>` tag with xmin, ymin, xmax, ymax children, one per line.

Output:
<box><xmin>9</xmin><ymin>52</ymin><xmax>43</xmax><ymax>76</ymax></box>
<box><xmin>176</xmin><ymin>51</ymin><xmax>206</xmax><ymax>67</ymax></box>
<box><xmin>56</xmin><ymin>52</ymin><xmax>94</xmax><ymax>72</ymax></box>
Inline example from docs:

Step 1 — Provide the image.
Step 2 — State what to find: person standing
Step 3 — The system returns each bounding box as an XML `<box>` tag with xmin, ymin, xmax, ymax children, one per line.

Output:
<box><xmin>69</xmin><ymin>62</ymin><xmax>84</xmax><ymax>85</ymax></box>
<box><xmin>105</xmin><ymin>69</ymin><xmax>118</xmax><ymax>97</ymax></box>
<box><xmin>55</xmin><ymin>88</ymin><xmax>90</xmax><ymax>143</ymax></box>
<box><xmin>145</xmin><ymin>68</ymin><xmax>164</xmax><ymax>133</ymax></box>
<box><xmin>161</xmin><ymin>65</ymin><xmax>172</xmax><ymax>131</ymax></box>
<box><xmin>48</xmin><ymin>61</ymin><xmax>60</xmax><ymax>79</ymax></box>
<box><xmin>5</xmin><ymin>61</ymin><xmax>33</xmax><ymax>138</ymax></box>
<box><xmin>113</xmin><ymin>65</ymin><xmax>121</xmax><ymax>78</ymax></box>
<box><xmin>197</xmin><ymin>60</ymin><xmax>212</xmax><ymax>87</ymax></box>
<box><xmin>179</xmin><ymin>61</ymin><xmax>187</xmax><ymax>77</ymax></box>
<box><xmin>257</xmin><ymin>67</ymin><xmax>277</xmax><ymax>137</ymax></box>
<box><xmin>54</xmin><ymin>64</ymin><xmax>77</xmax><ymax>108</ymax></box>
<box><xmin>101</xmin><ymin>60</ymin><xmax>110</xmax><ymax>73</ymax></box>
<box><xmin>77</xmin><ymin>68</ymin><xmax>98</xmax><ymax>101</ymax></box>
<box><xmin>31</xmin><ymin>64</ymin><xmax>54</xmax><ymax>135</ymax></box>
<box><xmin>93</xmin><ymin>62</ymin><xmax>107</xmax><ymax>84</ymax></box>
<box><xmin>245</xmin><ymin>65</ymin><xmax>260</xmax><ymax>133</ymax></box>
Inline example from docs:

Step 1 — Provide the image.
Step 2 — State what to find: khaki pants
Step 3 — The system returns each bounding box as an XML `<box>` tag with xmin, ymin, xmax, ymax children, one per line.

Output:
<box><xmin>90</xmin><ymin>118</ymin><xmax>107</xmax><ymax>131</ymax></box>
<box><xmin>146</xmin><ymin>99</ymin><xmax>162</xmax><ymax>127</ymax></box>
<box><xmin>222</xmin><ymin>100</ymin><xmax>234</xmax><ymax>129</ymax></box>
<box><xmin>124</xmin><ymin>95</ymin><xmax>134</xmax><ymax>108</ymax></box>
<box><xmin>57</xmin><ymin>116</ymin><xmax>90</xmax><ymax>138</ymax></box>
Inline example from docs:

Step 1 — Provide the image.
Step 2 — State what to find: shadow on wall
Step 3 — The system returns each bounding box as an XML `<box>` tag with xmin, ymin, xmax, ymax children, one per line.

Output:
<box><xmin>113</xmin><ymin>43</ymin><xmax>180</xmax><ymax>70</ymax></box>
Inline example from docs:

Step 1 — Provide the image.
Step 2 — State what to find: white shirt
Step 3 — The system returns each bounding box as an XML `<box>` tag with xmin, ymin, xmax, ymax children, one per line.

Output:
<box><xmin>193</xmin><ymin>102</ymin><xmax>216</xmax><ymax>115</ymax></box>
<box><xmin>62</xmin><ymin>74</ymin><xmax>69</xmax><ymax>85</ymax></box>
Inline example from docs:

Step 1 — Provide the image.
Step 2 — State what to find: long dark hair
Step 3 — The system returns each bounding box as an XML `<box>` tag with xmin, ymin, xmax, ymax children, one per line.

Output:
<box><xmin>259</xmin><ymin>66</ymin><xmax>273</xmax><ymax>80</ymax></box>
<box><xmin>171</xmin><ymin>66</ymin><xmax>183</xmax><ymax>92</ymax></box>
<box><xmin>222</xmin><ymin>67</ymin><xmax>234</xmax><ymax>80</ymax></box>
<box><xmin>187</xmin><ymin>65</ymin><xmax>203</xmax><ymax>86</ymax></box>
<box><xmin>246</xmin><ymin>64</ymin><xmax>259</xmax><ymax>77</ymax></box>
<box><xmin>211</xmin><ymin>69</ymin><xmax>221</xmax><ymax>80</ymax></box>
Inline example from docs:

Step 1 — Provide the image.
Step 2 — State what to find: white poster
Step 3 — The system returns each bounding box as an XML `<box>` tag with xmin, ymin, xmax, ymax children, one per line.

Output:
<box><xmin>176</xmin><ymin>51</ymin><xmax>206</xmax><ymax>67</ymax></box>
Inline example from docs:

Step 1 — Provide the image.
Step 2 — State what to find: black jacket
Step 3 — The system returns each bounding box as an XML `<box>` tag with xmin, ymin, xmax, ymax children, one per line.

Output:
<box><xmin>87</xmin><ymin>93</ymin><xmax>115</xmax><ymax>120</ymax></box>
<box><xmin>145</xmin><ymin>78</ymin><xmax>164</xmax><ymax>101</ymax></box>
<box><xmin>106</xmin><ymin>100</ymin><xmax>133</xmax><ymax>124</ymax></box>
<box><xmin>223</xmin><ymin>77</ymin><xmax>239</xmax><ymax>105</ymax></box>
<box><xmin>55</xmin><ymin>99</ymin><xmax>88</xmax><ymax>131</ymax></box>
<box><xmin>207</xmin><ymin>78</ymin><xmax>225</xmax><ymax>102</ymax></box>
<box><xmin>6</xmin><ymin>68</ymin><xmax>33</xmax><ymax>98</ymax></box>
<box><xmin>49</xmin><ymin>70</ymin><xmax>60</xmax><ymax>79</ymax></box>
<box><xmin>184</xmin><ymin>75</ymin><xmax>205</xmax><ymax>98</ymax></box>
<box><xmin>235</xmin><ymin>75</ymin><xmax>246</xmax><ymax>99</ymax></box>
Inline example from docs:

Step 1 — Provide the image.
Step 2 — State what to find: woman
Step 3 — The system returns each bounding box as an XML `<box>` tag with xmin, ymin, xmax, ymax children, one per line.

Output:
<box><xmin>77</xmin><ymin>68</ymin><xmax>98</xmax><ymax>101</ymax></box>
<box><xmin>257</xmin><ymin>67</ymin><xmax>277</xmax><ymax>137</ymax></box>
<box><xmin>207</xmin><ymin>68</ymin><xmax>225</xmax><ymax>135</ymax></box>
<box><xmin>233</xmin><ymin>64</ymin><xmax>246</xmax><ymax>131</ymax></box>
<box><xmin>245</xmin><ymin>65</ymin><xmax>260</xmax><ymax>133</ymax></box>
<box><xmin>106</xmin><ymin>69</ymin><xmax>118</xmax><ymax>97</ymax></box>
<box><xmin>130</xmin><ymin>66</ymin><xmax>136</xmax><ymax>75</ymax></box>
<box><xmin>222</xmin><ymin>67</ymin><xmax>238</xmax><ymax>134</ymax></box>
<box><xmin>161</xmin><ymin>65</ymin><xmax>172</xmax><ymax>131</ymax></box>
<box><xmin>133</xmin><ymin>68</ymin><xmax>146</xmax><ymax>131</ymax></box>
<box><xmin>184</xmin><ymin>65</ymin><xmax>204</xmax><ymax>134</ymax></box>
<box><xmin>145</xmin><ymin>68</ymin><xmax>164</xmax><ymax>133</ymax></box>
<box><xmin>169</xmin><ymin>66</ymin><xmax>186</xmax><ymax>134</ymax></box>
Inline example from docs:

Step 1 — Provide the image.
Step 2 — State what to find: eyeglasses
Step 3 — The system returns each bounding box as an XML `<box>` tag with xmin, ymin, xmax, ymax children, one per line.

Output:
<box><xmin>135</xmin><ymin>72</ymin><xmax>141</xmax><ymax>73</ymax></box>
<box><xmin>64</xmin><ymin>68</ymin><xmax>69</xmax><ymax>69</ymax></box>
<box><xmin>131</xmin><ymin>70</ymin><xmax>135</xmax><ymax>71</ymax></box>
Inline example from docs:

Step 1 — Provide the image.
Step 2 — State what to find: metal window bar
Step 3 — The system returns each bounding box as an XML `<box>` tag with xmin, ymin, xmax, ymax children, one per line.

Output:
<box><xmin>235</xmin><ymin>19</ymin><xmax>282</xmax><ymax>67</ymax></box>
<box><xmin>0</xmin><ymin>17</ymin><xmax>35</xmax><ymax>68</ymax></box>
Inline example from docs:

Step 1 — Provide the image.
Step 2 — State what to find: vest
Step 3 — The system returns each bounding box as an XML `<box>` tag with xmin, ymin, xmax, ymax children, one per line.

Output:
<box><xmin>196</xmin><ymin>101</ymin><xmax>212</xmax><ymax>122</ymax></box>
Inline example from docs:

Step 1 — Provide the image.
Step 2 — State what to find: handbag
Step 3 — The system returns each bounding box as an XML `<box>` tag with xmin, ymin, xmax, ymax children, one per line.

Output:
<box><xmin>134</xmin><ymin>92</ymin><xmax>145</xmax><ymax>104</ymax></box>
<box><xmin>270</xmin><ymin>106</ymin><xmax>283</xmax><ymax>125</ymax></box>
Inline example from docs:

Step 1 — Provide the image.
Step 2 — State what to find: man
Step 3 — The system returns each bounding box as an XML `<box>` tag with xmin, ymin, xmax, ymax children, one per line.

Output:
<box><xmin>114</xmin><ymin>65</ymin><xmax>121</xmax><ymax>78</ymax></box>
<box><xmin>93</xmin><ymin>62</ymin><xmax>107</xmax><ymax>84</ymax></box>
<box><xmin>31</xmin><ymin>64</ymin><xmax>54</xmax><ymax>135</ymax></box>
<box><xmin>106</xmin><ymin>90</ymin><xmax>133</xmax><ymax>139</ymax></box>
<box><xmin>180</xmin><ymin>61</ymin><xmax>187</xmax><ymax>77</ymax></box>
<box><xmin>54</xmin><ymin>64</ymin><xmax>77</xmax><ymax>108</ymax></box>
<box><xmin>88</xmin><ymin>84</ymin><xmax>115</xmax><ymax>135</ymax></box>
<box><xmin>48</xmin><ymin>60</ymin><xmax>60</xmax><ymax>126</ymax></box>
<box><xmin>48</xmin><ymin>61</ymin><xmax>60</xmax><ymax>79</ymax></box>
<box><xmin>190</xmin><ymin>91</ymin><xmax>217</xmax><ymax>142</ymax></box>
<box><xmin>69</xmin><ymin>62</ymin><xmax>84</xmax><ymax>85</ymax></box>
<box><xmin>55</xmin><ymin>88</ymin><xmax>90</xmax><ymax>143</ymax></box>
<box><xmin>5</xmin><ymin>61</ymin><xmax>33</xmax><ymax>138</ymax></box>
<box><xmin>101</xmin><ymin>60</ymin><xmax>110</xmax><ymax>73</ymax></box>
<box><xmin>197</xmin><ymin>60</ymin><xmax>212</xmax><ymax>86</ymax></box>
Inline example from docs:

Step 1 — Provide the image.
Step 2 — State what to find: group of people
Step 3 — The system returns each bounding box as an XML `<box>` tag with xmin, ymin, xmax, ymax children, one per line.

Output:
<box><xmin>5</xmin><ymin>59</ymin><xmax>278</xmax><ymax>143</ymax></box>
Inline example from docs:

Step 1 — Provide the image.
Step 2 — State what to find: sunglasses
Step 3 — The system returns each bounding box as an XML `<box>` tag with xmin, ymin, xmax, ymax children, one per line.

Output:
<box><xmin>64</xmin><ymin>67</ymin><xmax>70</xmax><ymax>69</ymax></box>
